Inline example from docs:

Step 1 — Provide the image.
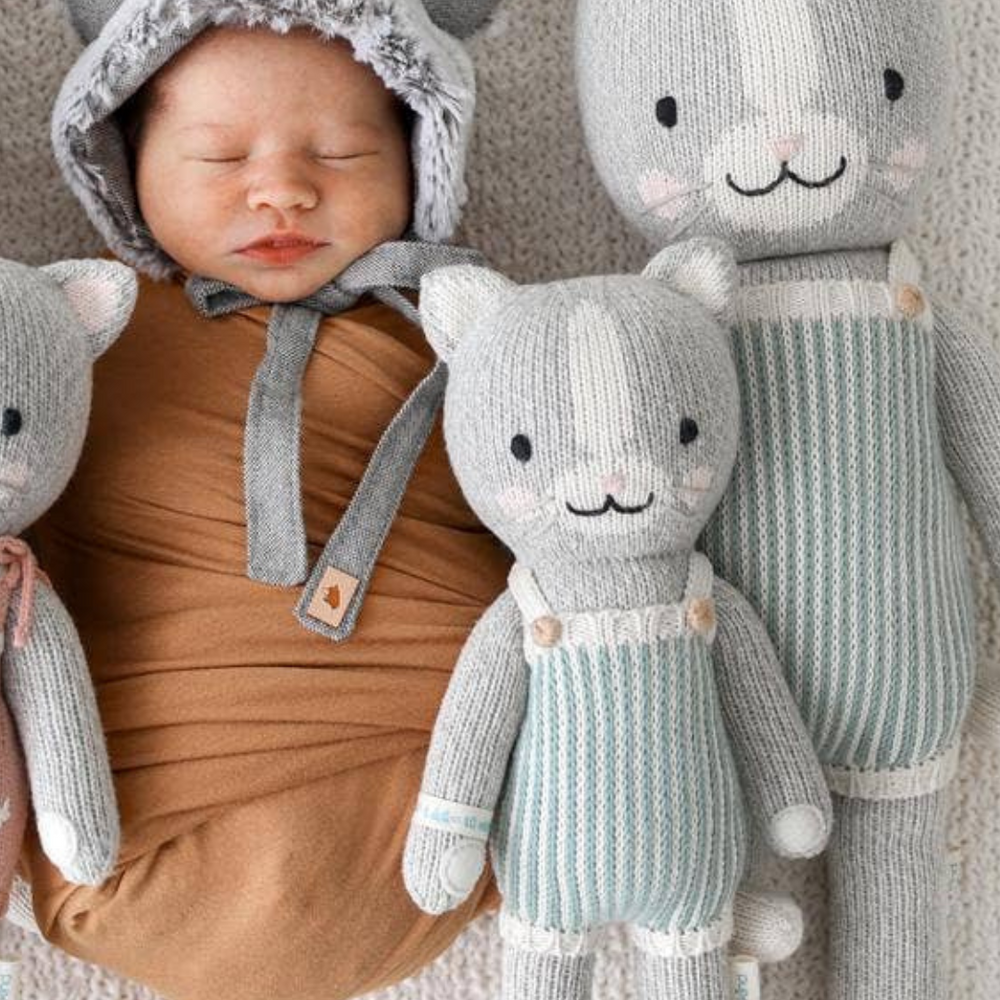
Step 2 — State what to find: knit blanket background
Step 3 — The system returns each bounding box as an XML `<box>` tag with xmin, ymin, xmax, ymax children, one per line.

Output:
<box><xmin>1</xmin><ymin>0</ymin><xmax>998</xmax><ymax>996</ymax></box>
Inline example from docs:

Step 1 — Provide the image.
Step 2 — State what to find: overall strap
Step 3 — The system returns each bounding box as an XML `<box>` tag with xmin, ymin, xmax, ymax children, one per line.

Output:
<box><xmin>683</xmin><ymin>552</ymin><xmax>716</xmax><ymax>603</ymax></box>
<box><xmin>508</xmin><ymin>564</ymin><xmax>555</xmax><ymax>623</ymax></box>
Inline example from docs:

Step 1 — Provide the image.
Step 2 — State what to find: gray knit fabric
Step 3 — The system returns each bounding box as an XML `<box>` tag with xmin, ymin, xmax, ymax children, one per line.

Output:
<box><xmin>502</xmin><ymin>949</ymin><xmax>595</xmax><ymax>1000</ymax></box>
<box><xmin>575</xmin><ymin>3</ymin><xmax>996</xmax><ymax>998</ymax></box>
<box><xmin>633</xmin><ymin>950</ymin><xmax>728</xmax><ymax>1000</ymax></box>
<box><xmin>0</xmin><ymin>257</ymin><xmax>136</xmax><ymax>886</ymax></box>
<box><xmin>404</xmin><ymin>243</ymin><xmax>832</xmax><ymax>999</ymax></box>
<box><xmin>2</xmin><ymin>0</ymin><xmax>999</xmax><ymax>995</ymax></box>
<box><xmin>827</xmin><ymin>792</ymin><xmax>949</xmax><ymax>1000</ymax></box>
<box><xmin>52</xmin><ymin>0</ymin><xmax>492</xmax><ymax>275</ymax></box>
<box><xmin>185</xmin><ymin>241</ymin><xmax>483</xmax><ymax>632</ymax></box>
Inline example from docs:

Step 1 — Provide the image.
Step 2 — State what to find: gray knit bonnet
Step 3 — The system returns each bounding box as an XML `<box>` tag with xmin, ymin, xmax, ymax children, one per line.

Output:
<box><xmin>54</xmin><ymin>0</ymin><xmax>500</xmax><ymax>277</ymax></box>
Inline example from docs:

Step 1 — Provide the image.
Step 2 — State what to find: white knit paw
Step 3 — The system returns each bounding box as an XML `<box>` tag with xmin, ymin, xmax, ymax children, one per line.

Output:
<box><xmin>403</xmin><ymin>824</ymin><xmax>483</xmax><ymax>916</ymax></box>
<box><xmin>732</xmin><ymin>889</ymin><xmax>804</xmax><ymax>964</ymax></box>
<box><xmin>37</xmin><ymin>811</ymin><xmax>79</xmax><ymax>874</ymax></box>
<box><xmin>767</xmin><ymin>804</ymin><xmax>829</xmax><ymax>859</ymax></box>
<box><xmin>439</xmin><ymin>841</ymin><xmax>486</xmax><ymax>897</ymax></box>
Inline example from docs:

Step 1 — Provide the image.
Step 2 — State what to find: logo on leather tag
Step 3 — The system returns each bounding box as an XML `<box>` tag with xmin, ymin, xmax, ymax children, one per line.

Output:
<box><xmin>305</xmin><ymin>568</ymin><xmax>360</xmax><ymax>628</ymax></box>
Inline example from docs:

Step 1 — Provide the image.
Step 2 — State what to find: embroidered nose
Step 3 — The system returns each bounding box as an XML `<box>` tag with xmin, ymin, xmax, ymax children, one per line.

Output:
<box><xmin>770</xmin><ymin>134</ymin><xmax>805</xmax><ymax>163</ymax></box>
<box><xmin>601</xmin><ymin>473</ymin><xmax>626</xmax><ymax>495</ymax></box>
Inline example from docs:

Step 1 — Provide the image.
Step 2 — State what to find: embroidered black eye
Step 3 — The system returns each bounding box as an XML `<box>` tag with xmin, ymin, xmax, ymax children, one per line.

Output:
<box><xmin>511</xmin><ymin>434</ymin><xmax>533</xmax><ymax>463</ymax></box>
<box><xmin>2</xmin><ymin>409</ymin><xmax>22</xmax><ymax>438</ymax></box>
<box><xmin>680</xmin><ymin>417</ymin><xmax>699</xmax><ymax>446</ymax></box>
<box><xmin>656</xmin><ymin>96</ymin><xmax>679</xmax><ymax>129</ymax></box>
<box><xmin>884</xmin><ymin>68</ymin><xmax>905</xmax><ymax>102</ymax></box>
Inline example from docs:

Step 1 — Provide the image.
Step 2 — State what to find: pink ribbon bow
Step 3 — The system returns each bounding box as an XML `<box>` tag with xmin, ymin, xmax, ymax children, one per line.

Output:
<box><xmin>0</xmin><ymin>537</ymin><xmax>50</xmax><ymax>649</ymax></box>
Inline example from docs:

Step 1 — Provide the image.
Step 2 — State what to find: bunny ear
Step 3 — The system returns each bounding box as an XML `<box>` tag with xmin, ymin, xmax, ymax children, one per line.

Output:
<box><xmin>422</xmin><ymin>0</ymin><xmax>502</xmax><ymax>39</ymax></box>
<box><xmin>420</xmin><ymin>265</ymin><xmax>517</xmax><ymax>362</ymax></box>
<box><xmin>42</xmin><ymin>259</ymin><xmax>138</xmax><ymax>358</ymax></box>
<box><xmin>642</xmin><ymin>238</ymin><xmax>739</xmax><ymax>320</ymax></box>
<box><xmin>61</xmin><ymin>0</ymin><xmax>121</xmax><ymax>42</ymax></box>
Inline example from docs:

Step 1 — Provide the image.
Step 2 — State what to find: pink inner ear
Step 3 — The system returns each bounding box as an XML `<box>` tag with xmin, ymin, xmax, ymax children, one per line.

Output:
<box><xmin>63</xmin><ymin>278</ymin><xmax>118</xmax><ymax>335</ymax></box>
<box><xmin>637</xmin><ymin>172</ymin><xmax>692</xmax><ymax>221</ymax></box>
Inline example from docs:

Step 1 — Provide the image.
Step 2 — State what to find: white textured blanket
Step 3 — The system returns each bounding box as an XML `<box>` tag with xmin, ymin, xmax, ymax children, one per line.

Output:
<box><xmin>1</xmin><ymin>0</ymin><xmax>999</xmax><ymax>996</ymax></box>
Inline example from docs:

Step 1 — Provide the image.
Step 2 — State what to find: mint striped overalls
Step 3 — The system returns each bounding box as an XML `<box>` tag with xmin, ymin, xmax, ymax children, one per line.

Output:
<box><xmin>701</xmin><ymin>242</ymin><xmax>975</xmax><ymax>798</ymax></box>
<box><xmin>494</xmin><ymin>553</ymin><xmax>746</xmax><ymax>954</ymax></box>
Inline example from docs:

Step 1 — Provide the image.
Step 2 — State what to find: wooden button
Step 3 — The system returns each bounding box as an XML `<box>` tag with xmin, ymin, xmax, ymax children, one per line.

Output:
<box><xmin>896</xmin><ymin>284</ymin><xmax>926</xmax><ymax>320</ymax></box>
<box><xmin>531</xmin><ymin>616</ymin><xmax>563</xmax><ymax>648</ymax></box>
<box><xmin>687</xmin><ymin>598</ymin><xmax>716</xmax><ymax>637</ymax></box>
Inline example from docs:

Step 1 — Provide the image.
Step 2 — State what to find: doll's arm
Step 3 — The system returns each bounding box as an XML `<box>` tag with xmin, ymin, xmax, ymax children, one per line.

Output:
<box><xmin>934</xmin><ymin>304</ymin><xmax>1000</xmax><ymax>740</ymax></box>
<box><xmin>404</xmin><ymin>590</ymin><xmax>527</xmax><ymax>914</ymax></box>
<box><xmin>1</xmin><ymin>582</ymin><xmax>119</xmax><ymax>885</ymax></box>
<box><xmin>712</xmin><ymin>577</ymin><xmax>831</xmax><ymax>859</ymax></box>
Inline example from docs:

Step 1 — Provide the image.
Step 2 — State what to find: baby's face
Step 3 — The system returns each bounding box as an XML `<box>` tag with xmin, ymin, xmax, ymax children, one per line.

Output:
<box><xmin>134</xmin><ymin>28</ymin><xmax>413</xmax><ymax>302</ymax></box>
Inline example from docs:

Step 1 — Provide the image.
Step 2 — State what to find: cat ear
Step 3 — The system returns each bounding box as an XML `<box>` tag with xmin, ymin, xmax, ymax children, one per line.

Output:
<box><xmin>643</xmin><ymin>239</ymin><xmax>739</xmax><ymax>320</ymax></box>
<box><xmin>43</xmin><ymin>259</ymin><xmax>138</xmax><ymax>358</ymax></box>
<box><xmin>423</xmin><ymin>0</ymin><xmax>502</xmax><ymax>39</ymax></box>
<box><xmin>420</xmin><ymin>265</ymin><xmax>517</xmax><ymax>362</ymax></box>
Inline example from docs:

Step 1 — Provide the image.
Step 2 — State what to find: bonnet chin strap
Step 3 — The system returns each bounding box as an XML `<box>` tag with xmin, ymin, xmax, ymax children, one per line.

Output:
<box><xmin>186</xmin><ymin>240</ymin><xmax>484</xmax><ymax>641</ymax></box>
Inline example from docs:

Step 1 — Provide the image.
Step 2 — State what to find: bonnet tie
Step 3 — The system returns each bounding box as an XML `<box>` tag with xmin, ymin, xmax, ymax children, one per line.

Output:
<box><xmin>0</xmin><ymin>537</ymin><xmax>50</xmax><ymax>650</ymax></box>
<box><xmin>186</xmin><ymin>240</ymin><xmax>484</xmax><ymax>641</ymax></box>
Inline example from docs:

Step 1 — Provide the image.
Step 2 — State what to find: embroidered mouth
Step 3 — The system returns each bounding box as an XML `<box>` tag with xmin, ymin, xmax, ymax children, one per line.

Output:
<box><xmin>566</xmin><ymin>493</ymin><xmax>655</xmax><ymax>518</ymax></box>
<box><xmin>726</xmin><ymin>156</ymin><xmax>849</xmax><ymax>198</ymax></box>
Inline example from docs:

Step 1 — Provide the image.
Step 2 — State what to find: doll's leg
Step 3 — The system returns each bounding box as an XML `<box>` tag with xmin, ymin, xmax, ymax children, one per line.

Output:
<box><xmin>633</xmin><ymin>940</ymin><xmax>729</xmax><ymax>1000</ymax></box>
<box><xmin>827</xmin><ymin>790</ymin><xmax>949</xmax><ymax>1000</ymax></box>
<box><xmin>731</xmin><ymin>827</ymin><xmax>804</xmax><ymax>963</ymax></box>
<box><xmin>499</xmin><ymin>912</ymin><xmax>597</xmax><ymax>1000</ymax></box>
<box><xmin>630</xmin><ymin>914</ymin><xmax>732</xmax><ymax>1000</ymax></box>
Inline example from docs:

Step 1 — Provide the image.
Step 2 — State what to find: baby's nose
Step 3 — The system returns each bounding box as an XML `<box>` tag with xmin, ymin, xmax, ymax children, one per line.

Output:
<box><xmin>247</xmin><ymin>164</ymin><xmax>320</xmax><ymax>213</ymax></box>
<box><xmin>769</xmin><ymin>134</ymin><xmax>805</xmax><ymax>163</ymax></box>
<box><xmin>601</xmin><ymin>472</ymin><xmax>626</xmax><ymax>495</ymax></box>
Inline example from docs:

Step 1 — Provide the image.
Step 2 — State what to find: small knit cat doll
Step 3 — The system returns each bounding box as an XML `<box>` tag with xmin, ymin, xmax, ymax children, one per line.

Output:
<box><xmin>575</xmin><ymin>1</ymin><xmax>998</xmax><ymax>998</ymax></box>
<box><xmin>0</xmin><ymin>257</ymin><xmax>134</xmax><ymax>905</ymax></box>
<box><xmin>403</xmin><ymin>240</ymin><xmax>833</xmax><ymax>1000</ymax></box>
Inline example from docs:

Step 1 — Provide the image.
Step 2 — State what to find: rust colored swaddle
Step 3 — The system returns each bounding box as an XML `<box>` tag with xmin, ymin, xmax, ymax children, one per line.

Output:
<box><xmin>25</xmin><ymin>275</ymin><xmax>509</xmax><ymax>1000</ymax></box>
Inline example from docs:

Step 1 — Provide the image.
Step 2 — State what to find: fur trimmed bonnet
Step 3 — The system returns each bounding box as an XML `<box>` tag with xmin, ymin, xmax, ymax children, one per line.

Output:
<box><xmin>53</xmin><ymin>0</ymin><xmax>498</xmax><ymax>277</ymax></box>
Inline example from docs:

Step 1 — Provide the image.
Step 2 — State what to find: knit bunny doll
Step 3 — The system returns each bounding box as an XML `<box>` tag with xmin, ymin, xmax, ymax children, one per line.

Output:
<box><xmin>0</xmin><ymin>257</ymin><xmax>135</xmax><ymax>909</ymax></box>
<box><xmin>575</xmin><ymin>1</ymin><xmax>997</xmax><ymax>998</ymax></box>
<box><xmin>403</xmin><ymin>240</ymin><xmax>832</xmax><ymax>1000</ymax></box>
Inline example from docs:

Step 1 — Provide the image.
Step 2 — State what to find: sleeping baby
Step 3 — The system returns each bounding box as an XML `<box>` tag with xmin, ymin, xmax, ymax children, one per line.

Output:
<box><xmin>24</xmin><ymin>3</ymin><xmax>509</xmax><ymax>1000</ymax></box>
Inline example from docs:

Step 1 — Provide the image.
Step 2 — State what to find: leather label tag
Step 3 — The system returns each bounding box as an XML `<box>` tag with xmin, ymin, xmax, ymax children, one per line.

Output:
<box><xmin>305</xmin><ymin>568</ymin><xmax>360</xmax><ymax>629</ymax></box>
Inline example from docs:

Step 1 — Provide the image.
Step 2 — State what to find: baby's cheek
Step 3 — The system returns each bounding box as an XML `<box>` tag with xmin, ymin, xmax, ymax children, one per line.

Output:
<box><xmin>496</xmin><ymin>486</ymin><xmax>544</xmax><ymax>523</ymax></box>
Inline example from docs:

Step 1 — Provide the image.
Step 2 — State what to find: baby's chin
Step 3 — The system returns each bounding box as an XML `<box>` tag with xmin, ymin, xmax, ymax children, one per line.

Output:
<box><xmin>221</xmin><ymin>260</ymin><xmax>340</xmax><ymax>303</ymax></box>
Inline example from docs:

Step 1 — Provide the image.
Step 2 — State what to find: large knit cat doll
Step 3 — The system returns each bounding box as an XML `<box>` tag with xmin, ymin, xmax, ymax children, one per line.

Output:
<box><xmin>575</xmin><ymin>1</ymin><xmax>999</xmax><ymax>998</ymax></box>
<box><xmin>402</xmin><ymin>240</ymin><xmax>833</xmax><ymax>1000</ymax></box>
<box><xmin>0</xmin><ymin>258</ymin><xmax>134</xmax><ymax>907</ymax></box>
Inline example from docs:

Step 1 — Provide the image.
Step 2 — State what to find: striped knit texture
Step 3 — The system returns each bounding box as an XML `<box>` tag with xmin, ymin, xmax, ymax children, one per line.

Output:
<box><xmin>633</xmin><ymin>949</ymin><xmax>728</xmax><ymax>1000</ymax></box>
<box><xmin>492</xmin><ymin>574</ymin><xmax>747</xmax><ymax>936</ymax></box>
<box><xmin>701</xmin><ymin>303</ymin><xmax>976</xmax><ymax>773</ymax></box>
<box><xmin>827</xmin><ymin>791</ymin><xmax>949</xmax><ymax>1000</ymax></box>
<box><xmin>501</xmin><ymin>949</ymin><xmax>595</xmax><ymax>1000</ymax></box>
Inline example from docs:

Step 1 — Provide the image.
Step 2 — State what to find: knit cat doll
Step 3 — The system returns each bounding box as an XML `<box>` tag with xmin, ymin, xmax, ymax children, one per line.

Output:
<box><xmin>575</xmin><ymin>1</ymin><xmax>998</xmax><ymax>998</ymax></box>
<box><xmin>402</xmin><ymin>240</ymin><xmax>833</xmax><ymax>1000</ymax></box>
<box><xmin>0</xmin><ymin>258</ymin><xmax>134</xmax><ymax>909</ymax></box>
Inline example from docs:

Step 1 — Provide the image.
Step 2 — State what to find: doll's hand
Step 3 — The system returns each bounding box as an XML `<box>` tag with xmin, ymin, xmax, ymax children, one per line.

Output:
<box><xmin>968</xmin><ymin>669</ymin><xmax>1000</xmax><ymax>748</ymax></box>
<box><xmin>766</xmin><ymin>803</ymin><xmax>829</xmax><ymax>859</ymax></box>
<box><xmin>37</xmin><ymin>810</ymin><xmax>117</xmax><ymax>885</ymax></box>
<box><xmin>403</xmin><ymin>822</ymin><xmax>487</xmax><ymax>915</ymax></box>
